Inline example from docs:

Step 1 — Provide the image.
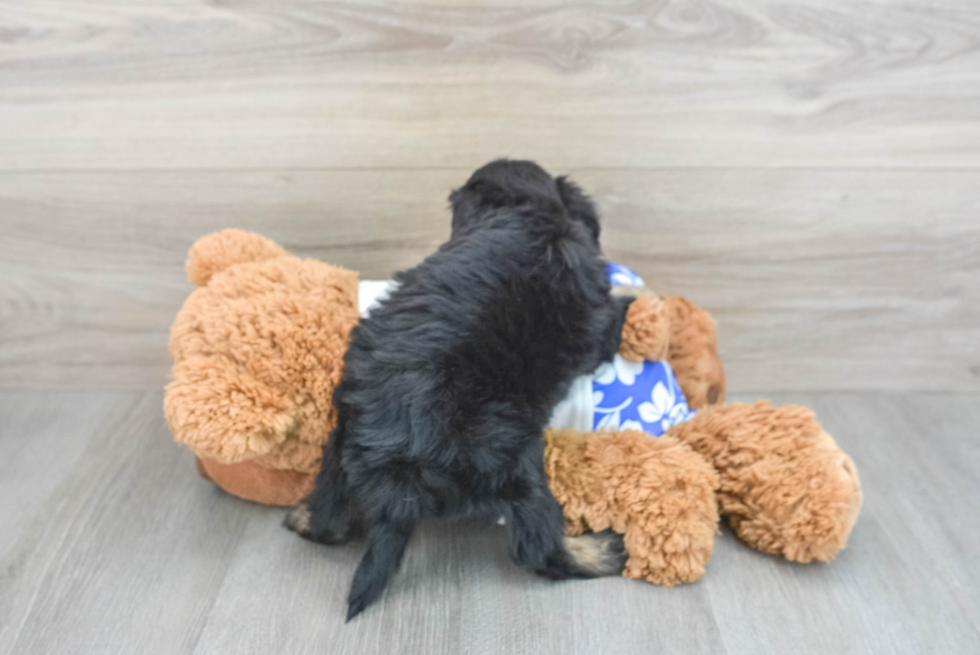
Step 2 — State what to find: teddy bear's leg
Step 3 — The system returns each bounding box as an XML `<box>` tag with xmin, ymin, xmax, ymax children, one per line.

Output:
<box><xmin>666</xmin><ymin>402</ymin><xmax>862</xmax><ymax>562</ymax></box>
<box><xmin>167</xmin><ymin>357</ymin><xmax>331</xmax><ymax>507</ymax></box>
<box><xmin>545</xmin><ymin>428</ymin><xmax>720</xmax><ymax>586</ymax></box>
<box><xmin>195</xmin><ymin>457</ymin><xmax>315</xmax><ymax>506</ymax></box>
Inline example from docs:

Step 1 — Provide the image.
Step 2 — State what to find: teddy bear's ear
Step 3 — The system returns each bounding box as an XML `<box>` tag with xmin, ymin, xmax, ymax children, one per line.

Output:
<box><xmin>186</xmin><ymin>229</ymin><xmax>287</xmax><ymax>287</ymax></box>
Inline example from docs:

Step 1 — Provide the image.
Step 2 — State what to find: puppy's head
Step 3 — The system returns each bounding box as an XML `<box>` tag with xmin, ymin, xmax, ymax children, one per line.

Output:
<box><xmin>449</xmin><ymin>159</ymin><xmax>601</xmax><ymax>245</ymax></box>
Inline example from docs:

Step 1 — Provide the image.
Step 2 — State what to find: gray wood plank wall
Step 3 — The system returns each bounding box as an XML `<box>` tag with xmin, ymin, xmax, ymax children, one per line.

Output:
<box><xmin>2</xmin><ymin>0</ymin><xmax>978</xmax><ymax>392</ymax></box>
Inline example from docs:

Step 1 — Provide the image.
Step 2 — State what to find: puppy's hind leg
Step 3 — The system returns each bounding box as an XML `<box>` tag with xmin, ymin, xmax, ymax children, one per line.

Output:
<box><xmin>285</xmin><ymin>440</ymin><xmax>362</xmax><ymax>544</ymax></box>
<box><xmin>507</xmin><ymin>478</ymin><xmax>625</xmax><ymax>579</ymax></box>
<box><xmin>562</xmin><ymin>530</ymin><xmax>627</xmax><ymax>577</ymax></box>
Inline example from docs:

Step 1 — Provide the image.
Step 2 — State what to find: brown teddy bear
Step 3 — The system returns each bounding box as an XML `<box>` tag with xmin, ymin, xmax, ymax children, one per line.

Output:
<box><xmin>165</xmin><ymin>229</ymin><xmax>862</xmax><ymax>586</ymax></box>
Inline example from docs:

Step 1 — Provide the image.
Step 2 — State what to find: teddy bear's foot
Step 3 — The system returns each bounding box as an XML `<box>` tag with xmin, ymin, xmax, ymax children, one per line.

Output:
<box><xmin>667</xmin><ymin>402</ymin><xmax>862</xmax><ymax>563</ymax></box>
<box><xmin>194</xmin><ymin>457</ymin><xmax>315</xmax><ymax>506</ymax></box>
<box><xmin>545</xmin><ymin>429</ymin><xmax>720</xmax><ymax>586</ymax></box>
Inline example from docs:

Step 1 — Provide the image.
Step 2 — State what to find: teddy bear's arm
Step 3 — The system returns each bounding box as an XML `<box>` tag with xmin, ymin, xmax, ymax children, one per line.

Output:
<box><xmin>662</xmin><ymin>296</ymin><xmax>726</xmax><ymax>410</ymax></box>
<box><xmin>613</xmin><ymin>289</ymin><xmax>670</xmax><ymax>363</ymax></box>
<box><xmin>612</xmin><ymin>288</ymin><xmax>726</xmax><ymax>410</ymax></box>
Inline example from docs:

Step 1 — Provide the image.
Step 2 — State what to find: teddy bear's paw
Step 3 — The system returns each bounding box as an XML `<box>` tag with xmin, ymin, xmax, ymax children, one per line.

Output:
<box><xmin>619</xmin><ymin>293</ymin><xmax>670</xmax><ymax>362</ymax></box>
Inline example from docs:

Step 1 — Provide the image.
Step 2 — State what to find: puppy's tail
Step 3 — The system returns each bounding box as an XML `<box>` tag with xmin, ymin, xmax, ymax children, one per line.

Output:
<box><xmin>563</xmin><ymin>530</ymin><xmax>628</xmax><ymax>577</ymax></box>
<box><xmin>347</xmin><ymin>518</ymin><xmax>417</xmax><ymax>621</ymax></box>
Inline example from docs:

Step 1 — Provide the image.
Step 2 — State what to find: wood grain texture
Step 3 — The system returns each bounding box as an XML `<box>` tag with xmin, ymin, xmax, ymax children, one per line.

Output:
<box><xmin>1</xmin><ymin>169</ymin><xmax>977</xmax><ymax>390</ymax></box>
<box><xmin>1</xmin><ymin>0</ymin><xmax>978</xmax><ymax>392</ymax></box>
<box><xmin>1</xmin><ymin>0</ymin><xmax>980</xmax><ymax>170</ymax></box>
<box><xmin>1</xmin><ymin>391</ymin><xmax>978</xmax><ymax>655</ymax></box>
<box><xmin>0</xmin><ymin>392</ymin><xmax>256</xmax><ymax>655</ymax></box>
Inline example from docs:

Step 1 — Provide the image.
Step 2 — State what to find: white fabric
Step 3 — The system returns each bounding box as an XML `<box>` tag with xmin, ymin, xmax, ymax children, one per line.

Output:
<box><xmin>358</xmin><ymin>280</ymin><xmax>399</xmax><ymax>318</ymax></box>
<box><xmin>548</xmin><ymin>376</ymin><xmax>596</xmax><ymax>432</ymax></box>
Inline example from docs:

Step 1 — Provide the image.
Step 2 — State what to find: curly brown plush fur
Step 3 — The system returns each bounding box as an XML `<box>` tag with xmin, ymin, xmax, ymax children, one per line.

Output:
<box><xmin>545</xmin><ymin>429</ymin><xmax>719</xmax><ymax>586</ymax></box>
<box><xmin>186</xmin><ymin>228</ymin><xmax>287</xmax><ymax>287</ymax></box>
<box><xmin>195</xmin><ymin>456</ymin><xmax>316</xmax><ymax>507</ymax></box>
<box><xmin>614</xmin><ymin>291</ymin><xmax>671</xmax><ymax>363</ymax></box>
<box><xmin>165</xmin><ymin>229</ymin><xmax>359</xmax><ymax>499</ymax></box>
<box><xmin>668</xmin><ymin>402</ymin><xmax>862</xmax><ymax>562</ymax></box>
<box><xmin>664</xmin><ymin>295</ymin><xmax>726</xmax><ymax>410</ymax></box>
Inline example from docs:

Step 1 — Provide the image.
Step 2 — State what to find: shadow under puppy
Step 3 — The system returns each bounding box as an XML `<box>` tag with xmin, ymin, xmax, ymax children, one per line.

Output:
<box><xmin>286</xmin><ymin>160</ymin><xmax>633</xmax><ymax>620</ymax></box>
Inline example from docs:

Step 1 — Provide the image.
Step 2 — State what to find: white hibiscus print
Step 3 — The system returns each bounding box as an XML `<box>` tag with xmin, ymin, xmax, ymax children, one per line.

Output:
<box><xmin>638</xmin><ymin>382</ymin><xmax>675</xmax><ymax>424</ymax></box>
<box><xmin>638</xmin><ymin>381</ymin><xmax>695</xmax><ymax>433</ymax></box>
<box><xmin>594</xmin><ymin>355</ymin><xmax>644</xmax><ymax>386</ymax></box>
<box><xmin>662</xmin><ymin>403</ymin><xmax>694</xmax><ymax>431</ymax></box>
<box><xmin>620</xmin><ymin>420</ymin><xmax>645</xmax><ymax>432</ymax></box>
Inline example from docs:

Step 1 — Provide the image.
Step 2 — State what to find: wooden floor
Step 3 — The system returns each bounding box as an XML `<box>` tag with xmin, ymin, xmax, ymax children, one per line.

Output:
<box><xmin>1</xmin><ymin>390</ymin><xmax>977</xmax><ymax>655</ymax></box>
<box><xmin>2</xmin><ymin>0</ymin><xmax>979</xmax><ymax>653</ymax></box>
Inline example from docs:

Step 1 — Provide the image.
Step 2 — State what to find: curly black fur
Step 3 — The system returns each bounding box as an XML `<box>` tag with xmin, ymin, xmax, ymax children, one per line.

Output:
<box><xmin>286</xmin><ymin>160</ymin><xmax>631</xmax><ymax>620</ymax></box>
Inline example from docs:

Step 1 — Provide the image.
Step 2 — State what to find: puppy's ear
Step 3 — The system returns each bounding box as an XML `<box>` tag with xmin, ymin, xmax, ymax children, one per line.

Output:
<box><xmin>448</xmin><ymin>187</ymin><xmax>470</xmax><ymax>235</ymax></box>
<box><xmin>449</xmin><ymin>183</ymin><xmax>492</xmax><ymax>237</ymax></box>
<box><xmin>556</xmin><ymin>176</ymin><xmax>600</xmax><ymax>242</ymax></box>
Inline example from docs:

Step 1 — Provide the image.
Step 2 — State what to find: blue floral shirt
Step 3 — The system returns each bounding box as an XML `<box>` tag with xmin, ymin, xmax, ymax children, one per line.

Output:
<box><xmin>591</xmin><ymin>356</ymin><xmax>696</xmax><ymax>435</ymax></box>
<box><xmin>548</xmin><ymin>264</ymin><xmax>696</xmax><ymax>436</ymax></box>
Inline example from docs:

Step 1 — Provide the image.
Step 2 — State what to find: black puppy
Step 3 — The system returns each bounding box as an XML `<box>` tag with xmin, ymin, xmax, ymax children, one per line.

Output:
<box><xmin>287</xmin><ymin>160</ymin><xmax>632</xmax><ymax>620</ymax></box>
